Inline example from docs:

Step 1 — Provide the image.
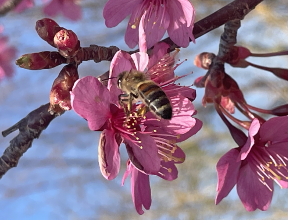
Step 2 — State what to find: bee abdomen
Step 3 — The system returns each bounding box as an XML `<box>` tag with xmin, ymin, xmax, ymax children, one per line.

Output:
<box><xmin>138</xmin><ymin>82</ymin><xmax>172</xmax><ymax>120</ymax></box>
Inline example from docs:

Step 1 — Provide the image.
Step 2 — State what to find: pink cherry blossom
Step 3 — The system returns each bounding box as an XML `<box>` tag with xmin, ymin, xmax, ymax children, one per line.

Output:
<box><xmin>0</xmin><ymin>29</ymin><xmax>17</xmax><ymax>81</ymax></box>
<box><xmin>216</xmin><ymin>117</ymin><xmax>288</xmax><ymax>211</ymax></box>
<box><xmin>108</xmin><ymin>47</ymin><xmax>201</xmax><ymax>214</ymax></box>
<box><xmin>43</xmin><ymin>0</ymin><xmax>82</xmax><ymax>21</ymax></box>
<box><xmin>71</xmin><ymin>45</ymin><xmax>202</xmax><ymax>214</ymax></box>
<box><xmin>103</xmin><ymin>0</ymin><xmax>195</xmax><ymax>50</ymax></box>
<box><xmin>71</xmin><ymin>76</ymin><xmax>161</xmax><ymax>178</ymax></box>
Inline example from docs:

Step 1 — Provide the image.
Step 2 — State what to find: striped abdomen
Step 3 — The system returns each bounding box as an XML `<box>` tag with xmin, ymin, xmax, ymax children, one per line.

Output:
<box><xmin>138</xmin><ymin>81</ymin><xmax>172</xmax><ymax>119</ymax></box>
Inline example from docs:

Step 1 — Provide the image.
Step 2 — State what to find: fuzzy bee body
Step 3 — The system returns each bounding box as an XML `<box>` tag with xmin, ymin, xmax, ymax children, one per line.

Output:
<box><xmin>117</xmin><ymin>70</ymin><xmax>172</xmax><ymax>120</ymax></box>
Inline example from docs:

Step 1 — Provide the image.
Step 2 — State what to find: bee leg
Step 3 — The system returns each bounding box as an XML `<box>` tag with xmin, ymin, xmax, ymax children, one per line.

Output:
<box><xmin>127</xmin><ymin>93</ymin><xmax>134</xmax><ymax>116</ymax></box>
<box><xmin>118</xmin><ymin>93</ymin><xmax>130</xmax><ymax>116</ymax></box>
<box><xmin>137</xmin><ymin>105</ymin><xmax>149</xmax><ymax>117</ymax></box>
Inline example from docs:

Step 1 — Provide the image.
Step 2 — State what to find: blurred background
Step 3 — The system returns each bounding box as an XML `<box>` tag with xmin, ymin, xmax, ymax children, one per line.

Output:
<box><xmin>1</xmin><ymin>0</ymin><xmax>288</xmax><ymax>219</ymax></box>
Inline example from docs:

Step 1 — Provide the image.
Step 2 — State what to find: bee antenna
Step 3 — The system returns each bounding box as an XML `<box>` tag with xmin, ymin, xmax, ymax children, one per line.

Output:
<box><xmin>101</xmin><ymin>76</ymin><xmax>117</xmax><ymax>82</ymax></box>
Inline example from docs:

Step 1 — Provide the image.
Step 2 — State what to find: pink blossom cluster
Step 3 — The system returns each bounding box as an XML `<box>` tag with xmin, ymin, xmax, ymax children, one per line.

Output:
<box><xmin>0</xmin><ymin>27</ymin><xmax>17</xmax><ymax>82</ymax></box>
<box><xmin>71</xmin><ymin>43</ymin><xmax>202</xmax><ymax>214</ymax></box>
<box><xmin>0</xmin><ymin>0</ymin><xmax>82</xmax><ymax>21</ymax></box>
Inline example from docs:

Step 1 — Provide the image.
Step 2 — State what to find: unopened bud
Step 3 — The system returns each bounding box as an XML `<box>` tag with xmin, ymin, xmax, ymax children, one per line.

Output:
<box><xmin>194</xmin><ymin>52</ymin><xmax>216</xmax><ymax>69</ymax></box>
<box><xmin>49</xmin><ymin>64</ymin><xmax>79</xmax><ymax>114</ymax></box>
<box><xmin>54</xmin><ymin>29</ymin><xmax>80</xmax><ymax>58</ymax></box>
<box><xmin>35</xmin><ymin>18</ymin><xmax>62</xmax><ymax>47</ymax></box>
<box><xmin>16</xmin><ymin>51</ymin><xmax>66</xmax><ymax>70</ymax></box>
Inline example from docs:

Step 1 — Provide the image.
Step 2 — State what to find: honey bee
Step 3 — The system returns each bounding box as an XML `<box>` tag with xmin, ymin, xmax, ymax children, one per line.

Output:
<box><xmin>117</xmin><ymin>70</ymin><xmax>172</xmax><ymax>120</ymax></box>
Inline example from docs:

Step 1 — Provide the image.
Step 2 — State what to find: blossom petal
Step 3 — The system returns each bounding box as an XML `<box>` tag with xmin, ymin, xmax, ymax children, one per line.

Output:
<box><xmin>275</xmin><ymin>179</ymin><xmax>288</xmax><ymax>189</ymax></box>
<box><xmin>122</xmin><ymin>160</ymin><xmax>132</xmax><ymax>186</ymax></box>
<box><xmin>131</xmin><ymin>52</ymin><xmax>149</xmax><ymax>72</ymax></box>
<box><xmin>138</xmin><ymin>14</ymin><xmax>147</xmax><ymax>53</ymax></box>
<box><xmin>139</xmin><ymin>5</ymin><xmax>170</xmax><ymax>50</ymax></box>
<box><xmin>177</xmin><ymin>118</ymin><xmax>203</xmax><ymax>142</ymax></box>
<box><xmin>260</xmin><ymin>116</ymin><xmax>288</xmax><ymax>142</ymax></box>
<box><xmin>215</xmin><ymin>148</ymin><xmax>241</xmax><ymax>205</ymax></box>
<box><xmin>147</xmin><ymin>53</ymin><xmax>175</xmax><ymax>83</ymax></box>
<box><xmin>103</xmin><ymin>0</ymin><xmax>141</xmax><ymax>27</ymax></box>
<box><xmin>143</xmin><ymin>95</ymin><xmax>197</xmax><ymax>135</ymax></box>
<box><xmin>125</xmin><ymin>11</ymin><xmax>140</xmax><ymax>49</ymax></box>
<box><xmin>43</xmin><ymin>0</ymin><xmax>60</xmax><ymax>17</ymax></box>
<box><xmin>269</xmin><ymin>142</ymin><xmax>288</xmax><ymax>158</ymax></box>
<box><xmin>157</xmin><ymin>161</ymin><xmax>178</xmax><ymax>181</ymax></box>
<box><xmin>98</xmin><ymin>129</ymin><xmax>120</xmax><ymax>180</ymax></box>
<box><xmin>238</xmin><ymin>118</ymin><xmax>260</xmax><ymax>161</ymax></box>
<box><xmin>237</xmin><ymin>163</ymin><xmax>273</xmax><ymax>211</ymax></box>
<box><xmin>163</xmin><ymin>84</ymin><xmax>196</xmax><ymax>101</ymax></box>
<box><xmin>108</xmin><ymin>50</ymin><xmax>134</xmax><ymax>103</ymax></box>
<box><xmin>176</xmin><ymin>0</ymin><xmax>195</xmax><ymax>27</ymax></box>
<box><xmin>131</xmin><ymin>166</ymin><xmax>151</xmax><ymax>215</ymax></box>
<box><xmin>166</xmin><ymin>0</ymin><xmax>195</xmax><ymax>47</ymax></box>
<box><xmin>71</xmin><ymin>76</ymin><xmax>111</xmax><ymax>130</ymax></box>
<box><xmin>165</xmin><ymin>95</ymin><xmax>197</xmax><ymax>134</ymax></box>
<box><xmin>62</xmin><ymin>0</ymin><xmax>82</xmax><ymax>21</ymax></box>
<box><xmin>147</xmin><ymin>42</ymin><xmax>170</xmax><ymax>69</ymax></box>
<box><xmin>124</xmin><ymin>133</ymin><xmax>160</xmax><ymax>175</ymax></box>
<box><xmin>109</xmin><ymin>50</ymin><xmax>133</xmax><ymax>87</ymax></box>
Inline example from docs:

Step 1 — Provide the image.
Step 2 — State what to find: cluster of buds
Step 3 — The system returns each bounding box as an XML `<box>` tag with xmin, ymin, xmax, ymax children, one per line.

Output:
<box><xmin>194</xmin><ymin>47</ymin><xmax>288</xmax><ymax>134</ymax></box>
<box><xmin>15</xmin><ymin>18</ymin><xmax>80</xmax><ymax>114</ymax></box>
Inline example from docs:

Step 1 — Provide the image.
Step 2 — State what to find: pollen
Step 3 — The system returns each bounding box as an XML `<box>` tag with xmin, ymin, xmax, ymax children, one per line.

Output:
<box><xmin>140</xmin><ymin>146</ymin><xmax>143</xmax><ymax>149</ymax></box>
<box><xmin>94</xmin><ymin>96</ymin><xmax>101</xmax><ymax>103</ymax></box>
<box><xmin>131</xmin><ymin>24</ymin><xmax>137</xmax><ymax>29</ymax></box>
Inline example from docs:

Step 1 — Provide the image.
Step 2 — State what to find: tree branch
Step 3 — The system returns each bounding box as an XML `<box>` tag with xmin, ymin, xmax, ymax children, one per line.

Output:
<box><xmin>163</xmin><ymin>0</ymin><xmax>263</xmax><ymax>52</ymax></box>
<box><xmin>0</xmin><ymin>0</ymin><xmax>22</xmax><ymax>16</ymax></box>
<box><xmin>0</xmin><ymin>103</ymin><xmax>62</xmax><ymax>179</ymax></box>
<box><xmin>0</xmin><ymin>0</ymin><xmax>263</xmax><ymax>179</ymax></box>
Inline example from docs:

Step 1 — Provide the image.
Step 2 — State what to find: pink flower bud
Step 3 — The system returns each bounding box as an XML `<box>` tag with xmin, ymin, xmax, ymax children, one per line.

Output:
<box><xmin>49</xmin><ymin>64</ymin><xmax>79</xmax><ymax>114</ymax></box>
<box><xmin>16</xmin><ymin>51</ymin><xmax>66</xmax><ymax>70</ymax></box>
<box><xmin>54</xmin><ymin>29</ymin><xmax>80</xmax><ymax>58</ymax></box>
<box><xmin>35</xmin><ymin>18</ymin><xmax>62</xmax><ymax>47</ymax></box>
<box><xmin>194</xmin><ymin>52</ymin><xmax>216</xmax><ymax>69</ymax></box>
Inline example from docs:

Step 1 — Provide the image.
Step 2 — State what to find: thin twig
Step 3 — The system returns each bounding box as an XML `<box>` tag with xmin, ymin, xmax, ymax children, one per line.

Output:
<box><xmin>0</xmin><ymin>104</ymin><xmax>62</xmax><ymax>178</ymax></box>
<box><xmin>0</xmin><ymin>0</ymin><xmax>22</xmax><ymax>16</ymax></box>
